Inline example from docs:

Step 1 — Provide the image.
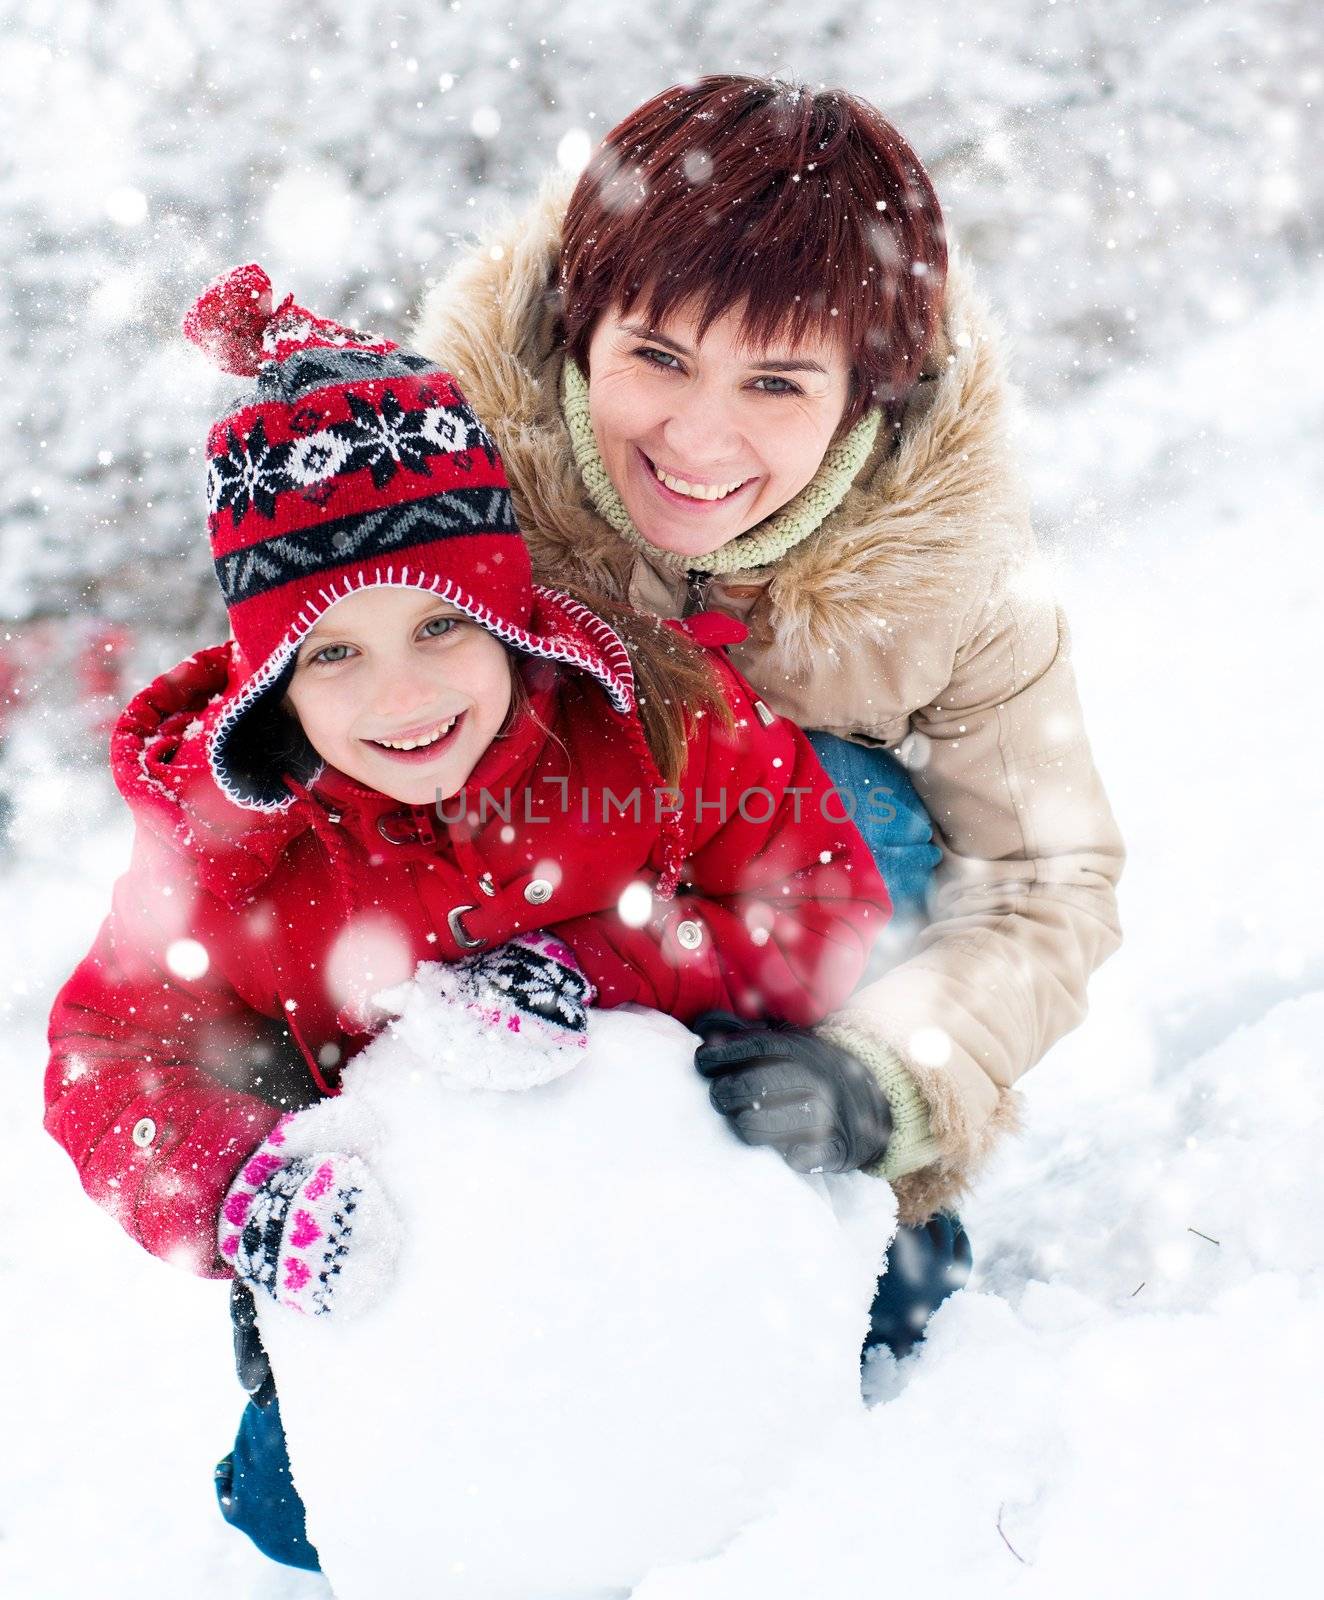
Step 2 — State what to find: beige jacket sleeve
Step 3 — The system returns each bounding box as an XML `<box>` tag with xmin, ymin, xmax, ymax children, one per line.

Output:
<box><xmin>819</xmin><ymin>585</ymin><xmax>1125</xmax><ymax>1224</ymax></box>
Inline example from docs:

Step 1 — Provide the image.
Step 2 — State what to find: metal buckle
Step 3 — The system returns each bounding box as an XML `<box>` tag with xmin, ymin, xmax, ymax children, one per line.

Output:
<box><xmin>376</xmin><ymin>808</ymin><xmax>438</xmax><ymax>846</ymax></box>
<box><xmin>448</xmin><ymin>904</ymin><xmax>484</xmax><ymax>949</ymax></box>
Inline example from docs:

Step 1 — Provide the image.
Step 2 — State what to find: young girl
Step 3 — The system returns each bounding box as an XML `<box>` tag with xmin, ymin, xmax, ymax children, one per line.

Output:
<box><xmin>43</xmin><ymin>265</ymin><xmax>894</xmax><ymax>1568</ymax></box>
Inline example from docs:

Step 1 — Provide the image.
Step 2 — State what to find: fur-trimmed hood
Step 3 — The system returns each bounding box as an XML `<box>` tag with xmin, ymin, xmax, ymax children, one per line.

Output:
<box><xmin>411</xmin><ymin>174</ymin><xmax>1033</xmax><ymax>670</ymax></box>
<box><xmin>109</xmin><ymin>642</ymin><xmax>312</xmax><ymax>909</ymax></box>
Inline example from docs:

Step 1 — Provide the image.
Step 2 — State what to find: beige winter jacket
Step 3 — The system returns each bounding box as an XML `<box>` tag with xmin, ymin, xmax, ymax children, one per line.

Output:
<box><xmin>413</xmin><ymin>178</ymin><xmax>1125</xmax><ymax>1224</ymax></box>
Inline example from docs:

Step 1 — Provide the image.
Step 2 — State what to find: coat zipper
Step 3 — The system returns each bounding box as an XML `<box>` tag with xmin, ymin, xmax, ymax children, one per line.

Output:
<box><xmin>684</xmin><ymin>567</ymin><xmax>776</xmax><ymax>727</ymax></box>
<box><xmin>683</xmin><ymin>569</ymin><xmax>714</xmax><ymax>618</ymax></box>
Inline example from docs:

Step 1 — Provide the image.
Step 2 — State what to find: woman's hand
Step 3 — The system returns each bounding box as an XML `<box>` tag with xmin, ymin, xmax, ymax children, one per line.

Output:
<box><xmin>218</xmin><ymin>1116</ymin><xmax>401</xmax><ymax>1319</ymax></box>
<box><xmin>693</xmin><ymin>1012</ymin><xmax>893</xmax><ymax>1175</ymax></box>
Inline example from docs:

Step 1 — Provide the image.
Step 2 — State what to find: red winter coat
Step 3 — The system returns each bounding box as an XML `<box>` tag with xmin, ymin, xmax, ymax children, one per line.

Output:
<box><xmin>45</xmin><ymin>635</ymin><xmax>890</xmax><ymax>1276</ymax></box>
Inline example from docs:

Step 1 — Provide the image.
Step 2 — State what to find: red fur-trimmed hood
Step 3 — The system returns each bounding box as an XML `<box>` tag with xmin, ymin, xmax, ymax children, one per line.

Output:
<box><xmin>109</xmin><ymin>640</ymin><xmax>313</xmax><ymax>909</ymax></box>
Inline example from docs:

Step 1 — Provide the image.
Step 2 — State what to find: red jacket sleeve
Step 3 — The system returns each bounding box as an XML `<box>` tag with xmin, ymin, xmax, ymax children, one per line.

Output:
<box><xmin>555</xmin><ymin>656</ymin><xmax>891</xmax><ymax>1028</ymax></box>
<box><xmin>44</xmin><ymin>829</ymin><xmax>302</xmax><ymax>1277</ymax></box>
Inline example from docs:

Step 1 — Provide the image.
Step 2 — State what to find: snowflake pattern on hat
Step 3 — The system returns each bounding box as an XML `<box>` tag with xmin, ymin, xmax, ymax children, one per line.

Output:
<box><xmin>205</xmin><ymin>417</ymin><xmax>292</xmax><ymax>523</ymax></box>
<box><xmin>205</xmin><ymin>390</ymin><xmax>493</xmax><ymax>521</ymax></box>
<box><xmin>182</xmin><ymin>262</ymin><xmax>683</xmax><ymax>894</ymax></box>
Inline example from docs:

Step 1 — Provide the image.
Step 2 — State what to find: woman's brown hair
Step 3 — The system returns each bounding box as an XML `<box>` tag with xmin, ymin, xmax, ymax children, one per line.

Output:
<box><xmin>559</xmin><ymin>75</ymin><xmax>948</xmax><ymax>432</ymax></box>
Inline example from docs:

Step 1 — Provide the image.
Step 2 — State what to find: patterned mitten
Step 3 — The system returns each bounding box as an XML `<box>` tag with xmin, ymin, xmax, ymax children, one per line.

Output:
<box><xmin>450</xmin><ymin>930</ymin><xmax>596</xmax><ymax>1049</ymax></box>
<box><xmin>218</xmin><ymin>1115</ymin><xmax>400</xmax><ymax>1319</ymax></box>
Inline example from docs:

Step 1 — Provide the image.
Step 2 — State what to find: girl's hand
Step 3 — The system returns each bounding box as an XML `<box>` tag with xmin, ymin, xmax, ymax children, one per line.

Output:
<box><xmin>219</xmin><ymin>1117</ymin><xmax>400</xmax><ymax>1319</ymax></box>
<box><xmin>692</xmin><ymin>1012</ymin><xmax>893</xmax><ymax>1175</ymax></box>
<box><xmin>450</xmin><ymin>929</ymin><xmax>596</xmax><ymax>1049</ymax></box>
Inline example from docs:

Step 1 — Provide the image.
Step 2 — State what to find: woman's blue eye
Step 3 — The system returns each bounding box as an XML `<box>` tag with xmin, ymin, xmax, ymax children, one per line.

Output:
<box><xmin>634</xmin><ymin>345</ymin><xmax>682</xmax><ymax>371</ymax></box>
<box><xmin>634</xmin><ymin>346</ymin><xmax>799</xmax><ymax>396</ymax></box>
<box><xmin>422</xmin><ymin>616</ymin><xmax>459</xmax><ymax>638</ymax></box>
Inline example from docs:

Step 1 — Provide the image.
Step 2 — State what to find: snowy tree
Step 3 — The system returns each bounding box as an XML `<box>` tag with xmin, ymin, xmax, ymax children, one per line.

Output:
<box><xmin>0</xmin><ymin>0</ymin><xmax>1317</xmax><ymax>666</ymax></box>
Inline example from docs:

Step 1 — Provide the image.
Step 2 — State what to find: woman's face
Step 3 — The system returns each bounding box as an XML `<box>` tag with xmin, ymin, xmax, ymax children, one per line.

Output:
<box><xmin>282</xmin><ymin>587</ymin><xmax>513</xmax><ymax>805</ymax></box>
<box><xmin>585</xmin><ymin>297</ymin><xmax>851</xmax><ymax>561</ymax></box>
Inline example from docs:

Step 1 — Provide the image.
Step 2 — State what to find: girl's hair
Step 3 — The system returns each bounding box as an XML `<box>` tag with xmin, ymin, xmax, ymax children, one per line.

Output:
<box><xmin>559</xmin><ymin>75</ymin><xmax>948</xmax><ymax>433</ymax></box>
<box><xmin>558</xmin><ymin>587</ymin><xmax>735</xmax><ymax>788</ymax></box>
<box><xmin>264</xmin><ymin>597</ymin><xmax>732</xmax><ymax>798</ymax></box>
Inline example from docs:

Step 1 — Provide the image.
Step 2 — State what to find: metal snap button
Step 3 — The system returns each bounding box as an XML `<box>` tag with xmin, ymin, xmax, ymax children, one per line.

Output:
<box><xmin>131</xmin><ymin>1117</ymin><xmax>157</xmax><ymax>1148</ymax></box>
<box><xmin>524</xmin><ymin>878</ymin><xmax>553</xmax><ymax>906</ymax></box>
<box><xmin>675</xmin><ymin>919</ymin><xmax>704</xmax><ymax>950</ymax></box>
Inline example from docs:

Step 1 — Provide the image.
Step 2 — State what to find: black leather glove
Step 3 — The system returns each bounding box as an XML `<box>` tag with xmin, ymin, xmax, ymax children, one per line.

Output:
<box><xmin>693</xmin><ymin>1012</ymin><xmax>892</xmax><ymax>1175</ymax></box>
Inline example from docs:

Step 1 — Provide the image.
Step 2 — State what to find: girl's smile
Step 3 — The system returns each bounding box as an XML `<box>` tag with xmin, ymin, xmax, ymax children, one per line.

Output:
<box><xmin>282</xmin><ymin>588</ymin><xmax>513</xmax><ymax>805</ymax></box>
<box><xmin>363</xmin><ymin>709</ymin><xmax>467</xmax><ymax>763</ymax></box>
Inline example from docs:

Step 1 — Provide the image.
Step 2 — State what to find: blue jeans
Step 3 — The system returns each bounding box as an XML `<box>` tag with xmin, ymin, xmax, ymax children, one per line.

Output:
<box><xmin>863</xmin><ymin>1211</ymin><xmax>973</xmax><ymax>1359</ymax></box>
<box><xmin>215</xmin><ymin>739</ymin><xmax>958</xmax><ymax>1570</ymax></box>
<box><xmin>804</xmin><ymin>731</ymin><xmax>941</xmax><ymax>917</ymax></box>
<box><xmin>804</xmin><ymin>737</ymin><xmax>969</xmax><ymax>1353</ymax></box>
<box><xmin>215</xmin><ymin>1388</ymin><xmax>320</xmax><ymax>1571</ymax></box>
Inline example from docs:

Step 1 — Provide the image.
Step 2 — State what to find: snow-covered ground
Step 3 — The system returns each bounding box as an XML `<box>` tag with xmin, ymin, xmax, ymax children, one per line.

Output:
<box><xmin>4</xmin><ymin>276</ymin><xmax>1321</xmax><ymax>1596</ymax></box>
<box><xmin>257</xmin><ymin>998</ymin><xmax>895</xmax><ymax>1599</ymax></box>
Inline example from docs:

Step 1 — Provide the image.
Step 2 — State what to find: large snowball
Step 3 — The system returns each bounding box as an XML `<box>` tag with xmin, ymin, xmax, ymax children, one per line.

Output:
<box><xmin>256</xmin><ymin>973</ymin><xmax>896</xmax><ymax>1599</ymax></box>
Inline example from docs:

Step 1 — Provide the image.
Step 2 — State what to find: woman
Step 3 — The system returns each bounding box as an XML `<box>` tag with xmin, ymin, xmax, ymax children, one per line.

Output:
<box><xmin>413</xmin><ymin>75</ymin><xmax>1125</xmax><ymax>1313</ymax></box>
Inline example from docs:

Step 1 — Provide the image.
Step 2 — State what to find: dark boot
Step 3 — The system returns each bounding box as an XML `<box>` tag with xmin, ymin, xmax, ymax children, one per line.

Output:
<box><xmin>862</xmin><ymin>1212</ymin><xmax>973</xmax><ymax>1361</ymax></box>
<box><xmin>230</xmin><ymin>1279</ymin><xmax>275</xmax><ymax>1407</ymax></box>
<box><xmin>217</xmin><ymin>1282</ymin><xmax>319</xmax><ymax>1570</ymax></box>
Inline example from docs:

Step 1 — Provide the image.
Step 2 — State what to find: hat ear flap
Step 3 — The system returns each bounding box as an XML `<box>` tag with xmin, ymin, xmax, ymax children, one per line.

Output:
<box><xmin>216</xmin><ymin>673</ymin><xmax>322</xmax><ymax>808</ymax></box>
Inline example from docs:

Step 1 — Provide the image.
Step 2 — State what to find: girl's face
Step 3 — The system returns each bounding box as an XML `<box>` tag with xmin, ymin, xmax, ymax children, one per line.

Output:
<box><xmin>282</xmin><ymin>587</ymin><xmax>513</xmax><ymax>805</ymax></box>
<box><xmin>584</xmin><ymin>297</ymin><xmax>852</xmax><ymax>561</ymax></box>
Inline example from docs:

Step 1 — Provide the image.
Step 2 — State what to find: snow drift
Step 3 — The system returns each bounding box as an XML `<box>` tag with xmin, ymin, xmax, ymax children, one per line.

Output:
<box><xmin>253</xmin><ymin>969</ymin><xmax>897</xmax><ymax>1599</ymax></box>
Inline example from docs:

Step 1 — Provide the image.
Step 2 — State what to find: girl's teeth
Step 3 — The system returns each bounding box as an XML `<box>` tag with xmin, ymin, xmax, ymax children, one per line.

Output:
<box><xmin>653</xmin><ymin>464</ymin><xmax>746</xmax><ymax>501</ymax></box>
<box><xmin>374</xmin><ymin>717</ymin><xmax>456</xmax><ymax>751</ymax></box>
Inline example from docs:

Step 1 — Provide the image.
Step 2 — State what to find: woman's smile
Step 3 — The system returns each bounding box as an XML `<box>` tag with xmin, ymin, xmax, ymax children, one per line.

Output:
<box><xmin>634</xmin><ymin>447</ymin><xmax>760</xmax><ymax>513</ymax></box>
<box><xmin>586</xmin><ymin>299</ymin><xmax>851</xmax><ymax>560</ymax></box>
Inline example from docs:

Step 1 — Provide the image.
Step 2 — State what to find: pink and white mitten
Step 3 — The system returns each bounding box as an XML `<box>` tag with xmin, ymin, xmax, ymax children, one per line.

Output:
<box><xmin>450</xmin><ymin>930</ymin><xmax>596</xmax><ymax>1049</ymax></box>
<box><xmin>218</xmin><ymin>1115</ymin><xmax>400</xmax><ymax>1319</ymax></box>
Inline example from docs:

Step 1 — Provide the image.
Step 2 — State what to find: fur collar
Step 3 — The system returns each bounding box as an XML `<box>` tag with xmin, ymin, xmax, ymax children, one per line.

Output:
<box><xmin>412</xmin><ymin>174</ymin><xmax>1032</xmax><ymax>667</ymax></box>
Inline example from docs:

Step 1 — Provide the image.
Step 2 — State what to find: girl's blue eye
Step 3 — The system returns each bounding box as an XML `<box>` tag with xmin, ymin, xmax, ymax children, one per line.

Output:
<box><xmin>421</xmin><ymin>616</ymin><xmax>459</xmax><ymax>638</ymax></box>
<box><xmin>310</xmin><ymin>643</ymin><xmax>352</xmax><ymax>665</ymax></box>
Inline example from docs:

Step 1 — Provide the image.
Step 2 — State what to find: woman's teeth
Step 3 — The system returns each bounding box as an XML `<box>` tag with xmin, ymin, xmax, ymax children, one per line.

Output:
<box><xmin>652</xmin><ymin>463</ymin><xmax>747</xmax><ymax>501</ymax></box>
<box><xmin>372</xmin><ymin>716</ymin><xmax>457</xmax><ymax>751</ymax></box>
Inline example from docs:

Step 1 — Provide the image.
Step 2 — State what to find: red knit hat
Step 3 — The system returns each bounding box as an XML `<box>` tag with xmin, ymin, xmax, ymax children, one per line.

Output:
<box><xmin>182</xmin><ymin>263</ymin><xmax>636</xmax><ymax>817</ymax></box>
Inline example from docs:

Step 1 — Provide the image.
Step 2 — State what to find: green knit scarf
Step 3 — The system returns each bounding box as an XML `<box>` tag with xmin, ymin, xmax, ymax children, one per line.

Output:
<box><xmin>559</xmin><ymin>357</ymin><xmax>880</xmax><ymax>576</ymax></box>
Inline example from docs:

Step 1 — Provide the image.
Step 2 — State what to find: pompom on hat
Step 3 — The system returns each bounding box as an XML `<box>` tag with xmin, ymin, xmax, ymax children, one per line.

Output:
<box><xmin>183</xmin><ymin>263</ymin><xmax>638</xmax><ymax>819</ymax></box>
